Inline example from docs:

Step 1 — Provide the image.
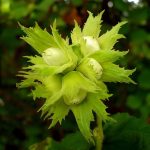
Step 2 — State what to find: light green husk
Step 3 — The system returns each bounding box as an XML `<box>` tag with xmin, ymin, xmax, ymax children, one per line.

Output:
<box><xmin>17</xmin><ymin>11</ymin><xmax>135</xmax><ymax>143</ymax></box>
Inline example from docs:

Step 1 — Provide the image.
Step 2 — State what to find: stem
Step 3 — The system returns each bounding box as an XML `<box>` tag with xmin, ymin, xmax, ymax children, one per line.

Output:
<box><xmin>93</xmin><ymin>116</ymin><xmax>104</xmax><ymax>150</ymax></box>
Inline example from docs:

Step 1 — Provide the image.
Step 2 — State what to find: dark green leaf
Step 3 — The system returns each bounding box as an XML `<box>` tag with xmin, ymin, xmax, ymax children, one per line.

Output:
<box><xmin>126</xmin><ymin>95</ymin><xmax>142</xmax><ymax>109</ymax></box>
<box><xmin>103</xmin><ymin>113</ymin><xmax>150</xmax><ymax>150</ymax></box>
<box><xmin>138</xmin><ymin>69</ymin><xmax>150</xmax><ymax>89</ymax></box>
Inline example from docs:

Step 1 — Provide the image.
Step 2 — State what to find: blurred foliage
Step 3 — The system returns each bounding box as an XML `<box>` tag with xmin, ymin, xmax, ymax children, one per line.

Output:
<box><xmin>29</xmin><ymin>113</ymin><xmax>150</xmax><ymax>150</ymax></box>
<box><xmin>103</xmin><ymin>113</ymin><xmax>150</xmax><ymax>150</ymax></box>
<box><xmin>0</xmin><ymin>0</ymin><xmax>150</xmax><ymax>149</ymax></box>
<box><xmin>29</xmin><ymin>131</ymin><xmax>91</xmax><ymax>150</ymax></box>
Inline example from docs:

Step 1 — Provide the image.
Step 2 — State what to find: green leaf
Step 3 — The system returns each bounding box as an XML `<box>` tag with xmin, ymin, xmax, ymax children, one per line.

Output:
<box><xmin>103</xmin><ymin>113</ymin><xmax>150</xmax><ymax>150</ymax></box>
<box><xmin>90</xmin><ymin>50</ymin><xmax>128</xmax><ymax>63</ymax></box>
<box><xmin>32</xmin><ymin>75</ymin><xmax>62</xmax><ymax>100</ymax></box>
<box><xmin>71</xmin><ymin>21</ymin><xmax>82</xmax><ymax>44</ymax></box>
<box><xmin>29</xmin><ymin>132</ymin><xmax>91</xmax><ymax>150</ymax></box>
<box><xmin>49</xmin><ymin>100</ymin><xmax>70</xmax><ymax>128</ymax></box>
<box><xmin>71</xmin><ymin>92</ymin><xmax>111</xmax><ymax>143</ymax></box>
<box><xmin>71</xmin><ymin>100</ymin><xmax>95</xmax><ymax>143</ymax></box>
<box><xmin>40</xmin><ymin>91</ymin><xmax>62</xmax><ymax>114</ymax></box>
<box><xmin>51</xmin><ymin>21</ymin><xmax>69</xmax><ymax>51</ymax></box>
<box><xmin>17</xmin><ymin>71</ymin><xmax>41</xmax><ymax>88</ymax></box>
<box><xmin>130</xmin><ymin>29</ymin><xmax>148</xmax><ymax>44</ymax></box>
<box><xmin>18</xmin><ymin>49</ymin><xmax>76</xmax><ymax>77</ymax></box>
<box><xmin>22</xmin><ymin>56</ymin><xmax>57</xmax><ymax>75</ymax></box>
<box><xmin>29</xmin><ymin>137</ymin><xmax>52</xmax><ymax>150</ymax></box>
<box><xmin>129</xmin><ymin>7</ymin><xmax>149</xmax><ymax>24</ymax></box>
<box><xmin>10</xmin><ymin>1</ymin><xmax>31</xmax><ymax>19</ymax></box>
<box><xmin>18</xmin><ymin>72</ymin><xmax>62</xmax><ymax>109</ymax></box>
<box><xmin>25</xmin><ymin>55</ymin><xmax>46</xmax><ymax>65</ymax></box>
<box><xmin>32</xmin><ymin>83</ymin><xmax>50</xmax><ymax>100</ymax></box>
<box><xmin>51</xmin><ymin>21</ymin><xmax>78</xmax><ymax>71</ymax></box>
<box><xmin>19</xmin><ymin>23</ymin><xmax>57</xmax><ymax>54</ymax></box>
<box><xmin>126</xmin><ymin>95</ymin><xmax>142</xmax><ymax>109</ymax></box>
<box><xmin>57</xmin><ymin>131</ymin><xmax>91</xmax><ymax>150</ymax></box>
<box><xmin>138</xmin><ymin>69</ymin><xmax>150</xmax><ymax>89</ymax></box>
<box><xmin>86</xmin><ymin>93</ymin><xmax>110</xmax><ymax>120</ymax></box>
<box><xmin>72</xmin><ymin>45</ymin><xmax>83</xmax><ymax>61</ymax></box>
<box><xmin>39</xmin><ymin>100</ymin><xmax>69</xmax><ymax>129</ymax></box>
<box><xmin>101</xmin><ymin>63</ymin><xmax>135</xmax><ymax>84</ymax></box>
<box><xmin>16</xmin><ymin>78</ymin><xmax>33</xmax><ymax>89</ymax></box>
<box><xmin>83</xmin><ymin>11</ymin><xmax>104</xmax><ymax>37</ymax></box>
<box><xmin>36</xmin><ymin>0</ymin><xmax>54</xmax><ymax>11</ymax></box>
<box><xmin>113</xmin><ymin>0</ymin><xmax>128</xmax><ymax>11</ymax></box>
<box><xmin>98</xmin><ymin>22</ymin><xmax>126</xmax><ymax>51</ymax></box>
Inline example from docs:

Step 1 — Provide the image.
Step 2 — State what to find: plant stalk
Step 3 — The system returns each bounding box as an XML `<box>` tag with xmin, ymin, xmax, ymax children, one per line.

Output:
<box><xmin>93</xmin><ymin>116</ymin><xmax>104</xmax><ymax>150</ymax></box>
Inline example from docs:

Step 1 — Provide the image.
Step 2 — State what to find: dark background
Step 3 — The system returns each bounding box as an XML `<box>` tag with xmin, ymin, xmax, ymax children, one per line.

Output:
<box><xmin>0</xmin><ymin>0</ymin><xmax>150</xmax><ymax>149</ymax></box>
